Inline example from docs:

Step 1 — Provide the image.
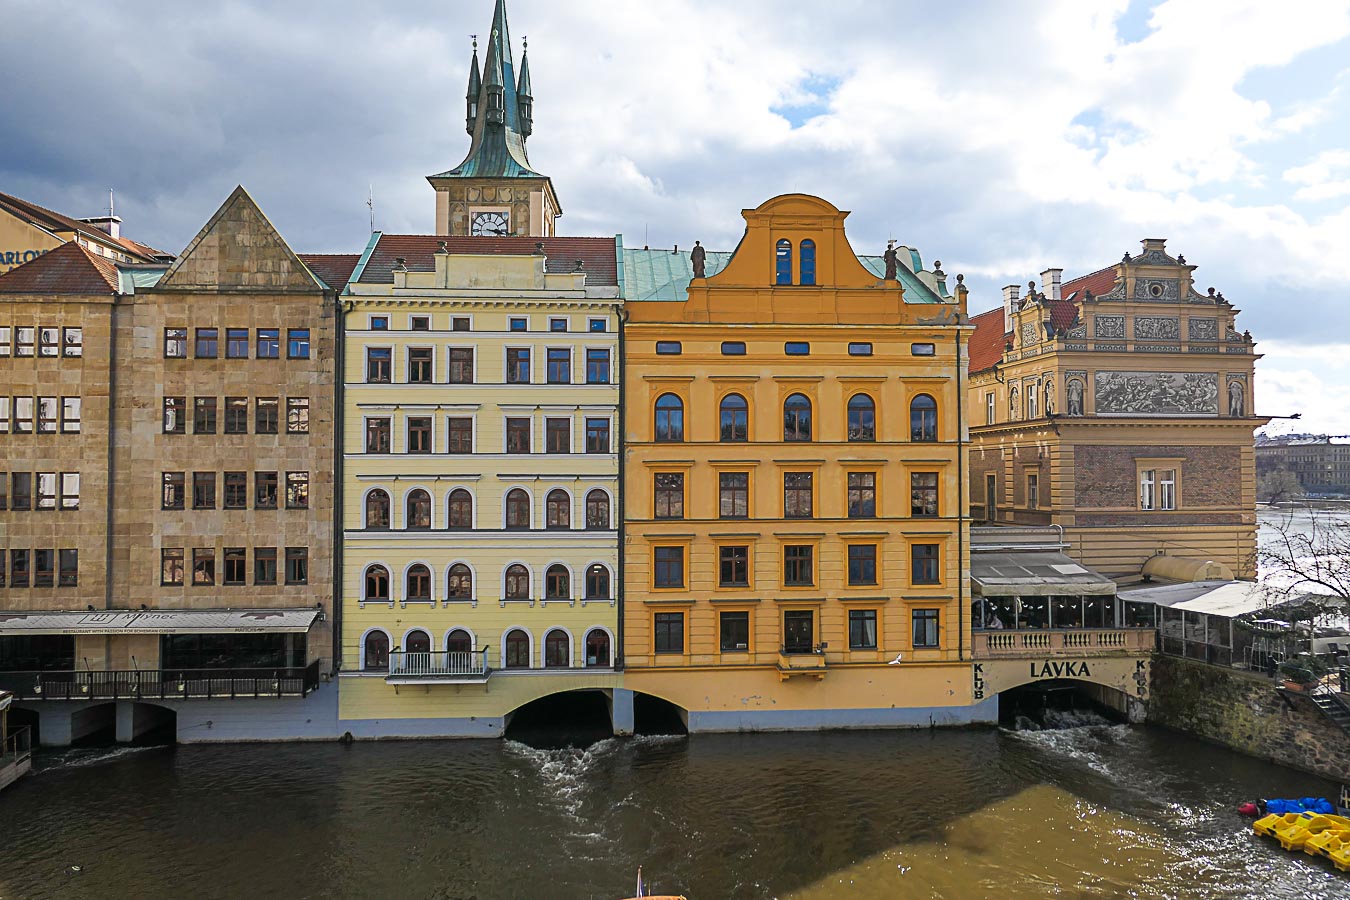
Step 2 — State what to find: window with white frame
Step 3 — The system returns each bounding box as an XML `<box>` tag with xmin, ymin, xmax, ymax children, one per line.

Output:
<box><xmin>1139</xmin><ymin>468</ymin><xmax>1177</xmax><ymax>511</ymax></box>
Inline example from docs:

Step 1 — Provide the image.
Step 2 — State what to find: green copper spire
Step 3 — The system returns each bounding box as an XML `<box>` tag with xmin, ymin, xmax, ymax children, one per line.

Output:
<box><xmin>464</xmin><ymin>37</ymin><xmax>481</xmax><ymax>136</ymax></box>
<box><xmin>517</xmin><ymin>36</ymin><xmax>533</xmax><ymax>138</ymax></box>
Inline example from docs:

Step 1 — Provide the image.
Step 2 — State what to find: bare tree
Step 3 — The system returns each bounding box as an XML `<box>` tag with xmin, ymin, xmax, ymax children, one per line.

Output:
<box><xmin>1258</xmin><ymin>509</ymin><xmax>1350</xmax><ymax>613</ymax></box>
<box><xmin>1257</xmin><ymin>468</ymin><xmax>1303</xmax><ymax>503</ymax></box>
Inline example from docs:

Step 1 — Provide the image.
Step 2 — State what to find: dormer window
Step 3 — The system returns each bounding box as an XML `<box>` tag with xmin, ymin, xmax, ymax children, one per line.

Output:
<box><xmin>799</xmin><ymin>240</ymin><xmax>816</xmax><ymax>286</ymax></box>
<box><xmin>775</xmin><ymin>239</ymin><xmax>793</xmax><ymax>285</ymax></box>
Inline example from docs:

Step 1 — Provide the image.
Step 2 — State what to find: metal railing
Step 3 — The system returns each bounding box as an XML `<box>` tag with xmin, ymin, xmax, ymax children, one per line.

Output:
<box><xmin>0</xmin><ymin>660</ymin><xmax>322</xmax><ymax>700</ymax></box>
<box><xmin>973</xmin><ymin>628</ymin><xmax>1156</xmax><ymax>658</ymax></box>
<box><xmin>386</xmin><ymin>649</ymin><xmax>490</xmax><ymax>679</ymax></box>
<box><xmin>3</xmin><ymin>725</ymin><xmax>32</xmax><ymax>770</ymax></box>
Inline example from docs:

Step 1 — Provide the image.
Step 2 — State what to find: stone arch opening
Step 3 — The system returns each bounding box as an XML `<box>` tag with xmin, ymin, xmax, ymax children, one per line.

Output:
<box><xmin>632</xmin><ymin>691</ymin><xmax>689</xmax><ymax>736</ymax></box>
<box><xmin>998</xmin><ymin>679</ymin><xmax>1138</xmax><ymax>730</ymax></box>
<box><xmin>503</xmin><ymin>689</ymin><xmax>614</xmax><ymax>747</ymax></box>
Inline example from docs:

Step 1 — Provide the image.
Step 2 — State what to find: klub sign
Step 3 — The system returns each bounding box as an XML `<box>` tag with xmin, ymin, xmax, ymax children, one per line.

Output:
<box><xmin>1</xmin><ymin>248</ymin><xmax>49</xmax><ymax>271</ymax></box>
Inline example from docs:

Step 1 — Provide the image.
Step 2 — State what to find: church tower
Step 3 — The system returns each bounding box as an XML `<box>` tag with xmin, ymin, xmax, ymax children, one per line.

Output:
<box><xmin>428</xmin><ymin>0</ymin><xmax>560</xmax><ymax>237</ymax></box>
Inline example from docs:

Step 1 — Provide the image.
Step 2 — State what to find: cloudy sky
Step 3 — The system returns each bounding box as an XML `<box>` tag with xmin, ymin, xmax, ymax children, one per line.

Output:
<box><xmin>3</xmin><ymin>0</ymin><xmax>1349</xmax><ymax>434</ymax></box>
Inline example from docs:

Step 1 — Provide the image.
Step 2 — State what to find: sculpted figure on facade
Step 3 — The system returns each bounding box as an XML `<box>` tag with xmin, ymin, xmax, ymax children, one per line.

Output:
<box><xmin>883</xmin><ymin>241</ymin><xmax>898</xmax><ymax>281</ymax></box>
<box><xmin>1043</xmin><ymin>379</ymin><xmax>1054</xmax><ymax>416</ymax></box>
<box><xmin>1228</xmin><ymin>379</ymin><xmax>1245</xmax><ymax>417</ymax></box>
<box><xmin>1066</xmin><ymin>378</ymin><xmax>1085</xmax><ymax>416</ymax></box>
<box><xmin>690</xmin><ymin>240</ymin><xmax>706</xmax><ymax>279</ymax></box>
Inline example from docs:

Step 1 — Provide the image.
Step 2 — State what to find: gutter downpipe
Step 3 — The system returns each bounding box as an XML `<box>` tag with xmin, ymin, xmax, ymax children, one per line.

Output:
<box><xmin>956</xmin><ymin>324</ymin><xmax>965</xmax><ymax>662</ymax></box>
<box><xmin>332</xmin><ymin>290</ymin><xmax>346</xmax><ymax>674</ymax></box>
<box><xmin>105</xmin><ymin>291</ymin><xmax>120</xmax><ymax>612</ymax></box>
<box><xmin>615</xmin><ymin>235</ymin><xmax>627</xmax><ymax>671</ymax></box>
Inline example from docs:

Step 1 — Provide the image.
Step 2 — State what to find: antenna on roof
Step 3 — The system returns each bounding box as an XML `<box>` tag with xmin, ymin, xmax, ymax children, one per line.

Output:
<box><xmin>108</xmin><ymin>188</ymin><xmax>115</xmax><ymax>219</ymax></box>
<box><xmin>367</xmin><ymin>184</ymin><xmax>375</xmax><ymax>233</ymax></box>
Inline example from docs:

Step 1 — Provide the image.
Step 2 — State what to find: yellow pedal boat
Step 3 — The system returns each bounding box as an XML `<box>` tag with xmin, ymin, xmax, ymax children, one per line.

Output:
<box><xmin>1266</xmin><ymin>813</ymin><xmax>1350</xmax><ymax>851</ymax></box>
<box><xmin>1306</xmin><ymin>827</ymin><xmax>1350</xmax><ymax>859</ymax></box>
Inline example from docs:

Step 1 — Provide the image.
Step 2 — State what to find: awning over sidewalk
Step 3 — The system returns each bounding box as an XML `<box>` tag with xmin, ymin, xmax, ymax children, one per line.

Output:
<box><xmin>0</xmin><ymin>609</ymin><xmax>320</xmax><ymax>635</ymax></box>
<box><xmin>971</xmin><ymin>551</ymin><xmax>1117</xmax><ymax>597</ymax></box>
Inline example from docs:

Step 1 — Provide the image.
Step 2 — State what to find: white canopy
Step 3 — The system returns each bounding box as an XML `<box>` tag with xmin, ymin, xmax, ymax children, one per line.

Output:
<box><xmin>0</xmin><ymin>609</ymin><xmax>320</xmax><ymax>636</ymax></box>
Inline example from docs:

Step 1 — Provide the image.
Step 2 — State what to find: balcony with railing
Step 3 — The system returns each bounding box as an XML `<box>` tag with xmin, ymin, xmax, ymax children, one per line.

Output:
<box><xmin>385</xmin><ymin>649</ymin><xmax>491</xmax><ymax>684</ymax></box>
<box><xmin>972</xmin><ymin>628</ymin><xmax>1156</xmax><ymax>659</ymax></box>
<box><xmin>777</xmin><ymin>644</ymin><xmax>828</xmax><ymax>681</ymax></box>
<box><xmin>0</xmin><ymin>660</ymin><xmax>322</xmax><ymax>701</ymax></box>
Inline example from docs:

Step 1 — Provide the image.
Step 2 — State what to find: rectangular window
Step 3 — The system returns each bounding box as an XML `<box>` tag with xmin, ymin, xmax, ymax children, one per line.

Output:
<box><xmin>163</xmin><ymin>397</ymin><xmax>186</xmax><ymax>434</ymax></box>
<box><xmin>12</xmin><ymin>472</ymin><xmax>31</xmax><ymax>510</ymax></box>
<box><xmin>1027</xmin><ymin>473</ymin><xmax>1039</xmax><ymax>509</ymax></box>
<box><xmin>161</xmin><ymin>548</ymin><xmax>185</xmax><ymax>586</ymax></box>
<box><xmin>452</xmin><ymin>317</ymin><xmax>470</xmax><ymax>332</ymax></box>
<box><xmin>192</xmin><ymin>548</ymin><xmax>215</xmax><ymax>586</ymax></box>
<box><xmin>784</xmin><ymin>545</ymin><xmax>814</xmax><ymax>586</ymax></box>
<box><xmin>256</xmin><ymin>397</ymin><xmax>279</xmax><ymax>434</ymax></box>
<box><xmin>719</xmin><ymin>472</ymin><xmax>749</xmax><ymax>518</ymax></box>
<box><xmin>0</xmin><ymin>472</ymin><xmax>7</xmax><ymax>509</ymax></box>
<box><xmin>255</xmin><ymin>471</ymin><xmax>278</xmax><ymax>509</ymax></box>
<box><xmin>193</xmin><ymin>397</ymin><xmax>217</xmax><ymax>434</ymax></box>
<box><xmin>192</xmin><ymin>472</ymin><xmax>216</xmax><ymax>509</ymax></box>
<box><xmin>912</xmin><ymin>544</ymin><xmax>941</xmax><ymax>585</ymax></box>
<box><xmin>654</xmin><ymin>612</ymin><xmax>685</xmax><ymax>654</ymax></box>
<box><xmin>784</xmin><ymin>342</ymin><xmax>810</xmax><ymax>355</ymax></box>
<box><xmin>784</xmin><ymin>472</ymin><xmax>813</xmax><ymax>518</ymax></box>
<box><xmin>848</xmin><ymin>544</ymin><xmax>878</xmax><ymax>586</ymax></box>
<box><xmin>589</xmin><ymin>317</ymin><xmax>606</xmax><ymax>333</ymax></box>
<box><xmin>285</xmin><ymin>547</ymin><xmax>308</xmax><ymax>585</ymax></box>
<box><xmin>910</xmin><ymin>472</ymin><xmax>939</xmax><ymax>517</ymax></box>
<box><xmin>195</xmin><ymin>327</ymin><xmax>218</xmax><ymax>358</ymax></box>
<box><xmin>546</xmin><ymin>348</ymin><xmax>571</xmax><ymax>384</ymax></box>
<box><xmin>60</xmin><ymin>473</ymin><xmax>79</xmax><ymax>510</ymax></box>
<box><xmin>986</xmin><ymin>392</ymin><xmax>996</xmax><ymax>425</ymax></box>
<box><xmin>654</xmin><ymin>473</ymin><xmax>684</xmax><ymax>519</ymax></box>
<box><xmin>654</xmin><ymin>546</ymin><xmax>685</xmax><ymax>588</ymax></box>
<box><xmin>448</xmin><ymin>347</ymin><xmax>474</xmax><ymax>383</ymax></box>
<box><xmin>16</xmin><ymin>327</ymin><xmax>34</xmax><ymax>357</ymax></box>
<box><xmin>545</xmin><ymin>418</ymin><xmax>571</xmax><ymax>454</ymax></box>
<box><xmin>406</xmin><ymin>416</ymin><xmax>432</xmax><ymax>454</ymax></box>
<box><xmin>913</xmin><ymin>609</ymin><xmax>940</xmax><ymax>648</ymax></box>
<box><xmin>164</xmin><ymin>327</ymin><xmax>187</xmax><ymax>358</ymax></box>
<box><xmin>0</xmin><ymin>397</ymin><xmax>9</xmax><ymax>433</ymax></box>
<box><xmin>370</xmin><ymin>316</ymin><xmax>389</xmax><ymax>331</ymax></box>
<box><xmin>38</xmin><ymin>327</ymin><xmax>59</xmax><ymax>357</ymax></box>
<box><xmin>226</xmin><ymin>328</ymin><xmax>249</xmax><ymax>358</ymax></box>
<box><xmin>366</xmin><ymin>347</ymin><xmax>392</xmax><ymax>382</ymax></box>
<box><xmin>655</xmin><ymin>341</ymin><xmax>682</xmax><ymax>355</ymax></box>
<box><xmin>257</xmin><ymin>328</ymin><xmax>280</xmax><ymax>359</ymax></box>
<box><xmin>783</xmin><ymin>610</ymin><xmax>814</xmax><ymax>654</ymax></box>
<box><xmin>37</xmin><ymin>396</ymin><xmax>57</xmax><ymax>433</ymax></box>
<box><xmin>287</xmin><ymin>329</ymin><xmax>310</xmax><ymax>359</ymax></box>
<box><xmin>848</xmin><ymin>472</ymin><xmax>877</xmax><ymax>518</ymax></box>
<box><xmin>509</xmin><ymin>317</ymin><xmax>527</xmax><ymax>332</ymax></box>
<box><xmin>224</xmin><ymin>471</ymin><xmax>247</xmax><ymax>509</ymax></box>
<box><xmin>448</xmin><ymin>417</ymin><xmax>473</xmax><ymax>454</ymax></box>
<box><xmin>585</xmin><ymin>418</ymin><xmax>610</xmax><ymax>454</ymax></box>
<box><xmin>162</xmin><ymin>472</ymin><xmax>185</xmax><ymax>509</ymax></box>
<box><xmin>0</xmin><ymin>327</ymin><xmax>10</xmax><ymax>355</ymax></box>
<box><xmin>58</xmin><ymin>396</ymin><xmax>80</xmax><ymax>433</ymax></box>
<box><xmin>408</xmin><ymin>347</ymin><xmax>433</xmax><ymax>383</ymax></box>
<box><xmin>848</xmin><ymin>342</ymin><xmax>873</xmax><ymax>356</ymax></box>
<box><xmin>719</xmin><ymin>545</ymin><xmax>749</xmax><ymax>587</ymax></box>
<box><xmin>36</xmin><ymin>472</ymin><xmax>56</xmax><ymax>510</ymax></box>
<box><xmin>1159</xmin><ymin>469</ymin><xmax>1176</xmax><ymax>510</ymax></box>
<box><xmin>506</xmin><ymin>347</ymin><xmax>531</xmax><ymax>383</ymax></box>
<box><xmin>1139</xmin><ymin>470</ymin><xmax>1155</xmax><ymax>510</ymax></box>
<box><xmin>224</xmin><ymin>397</ymin><xmax>249</xmax><ymax>434</ymax></box>
<box><xmin>285</xmin><ymin>471</ymin><xmax>309</xmax><ymax>509</ymax></box>
<box><xmin>223</xmin><ymin>548</ymin><xmax>247</xmax><ymax>586</ymax></box>
<box><xmin>254</xmin><ymin>547</ymin><xmax>277</xmax><ymax>585</ymax></box>
<box><xmin>549</xmin><ymin>317</ymin><xmax>568</xmax><ymax>332</ymax></box>
<box><xmin>13</xmin><ymin>396</ymin><xmax>32</xmax><ymax>433</ymax></box>
<box><xmin>506</xmin><ymin>417</ymin><xmax>531</xmax><ymax>454</ymax></box>
<box><xmin>365</xmin><ymin>417</ymin><xmax>391</xmax><ymax>453</ymax></box>
<box><xmin>586</xmin><ymin>348</ymin><xmax>611</xmax><ymax>384</ymax></box>
<box><xmin>720</xmin><ymin>611</ymin><xmax>750</xmax><ymax>652</ymax></box>
<box><xmin>849</xmin><ymin>609</ymin><xmax>879</xmax><ymax>650</ymax></box>
<box><xmin>31</xmin><ymin>549</ymin><xmax>53</xmax><ymax>587</ymax></box>
<box><xmin>10</xmin><ymin>549</ymin><xmax>28</xmax><ymax>587</ymax></box>
<box><xmin>409</xmin><ymin>315</ymin><xmax>430</xmax><ymax>331</ymax></box>
<box><xmin>58</xmin><ymin>548</ymin><xmax>78</xmax><ymax>587</ymax></box>
<box><xmin>721</xmin><ymin>341</ymin><xmax>746</xmax><ymax>355</ymax></box>
<box><xmin>911</xmin><ymin>343</ymin><xmax>936</xmax><ymax>356</ymax></box>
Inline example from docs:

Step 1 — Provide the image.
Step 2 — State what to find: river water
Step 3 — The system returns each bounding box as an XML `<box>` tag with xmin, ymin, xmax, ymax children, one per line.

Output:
<box><xmin>2</xmin><ymin>718</ymin><xmax>1344</xmax><ymax>899</ymax></box>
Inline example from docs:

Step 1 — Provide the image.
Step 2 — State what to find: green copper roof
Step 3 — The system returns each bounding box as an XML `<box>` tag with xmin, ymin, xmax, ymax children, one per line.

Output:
<box><xmin>621</xmin><ymin>245</ymin><xmax>949</xmax><ymax>303</ymax></box>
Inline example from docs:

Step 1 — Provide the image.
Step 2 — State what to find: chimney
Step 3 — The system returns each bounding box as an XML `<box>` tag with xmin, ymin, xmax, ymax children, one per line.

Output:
<box><xmin>1002</xmin><ymin>284</ymin><xmax>1021</xmax><ymax>334</ymax></box>
<box><xmin>81</xmin><ymin>216</ymin><xmax>122</xmax><ymax>240</ymax></box>
<box><xmin>1040</xmin><ymin>268</ymin><xmax>1063</xmax><ymax>302</ymax></box>
<box><xmin>1141</xmin><ymin>238</ymin><xmax>1167</xmax><ymax>255</ymax></box>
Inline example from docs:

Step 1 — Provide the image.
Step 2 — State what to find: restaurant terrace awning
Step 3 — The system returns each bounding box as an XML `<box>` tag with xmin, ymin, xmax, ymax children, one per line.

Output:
<box><xmin>0</xmin><ymin>609</ymin><xmax>320</xmax><ymax>636</ymax></box>
<box><xmin>971</xmin><ymin>551</ymin><xmax>1117</xmax><ymax>597</ymax></box>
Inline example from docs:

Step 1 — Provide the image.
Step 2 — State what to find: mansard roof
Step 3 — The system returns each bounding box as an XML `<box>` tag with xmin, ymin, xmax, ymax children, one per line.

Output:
<box><xmin>354</xmin><ymin>234</ymin><xmax>618</xmax><ymax>286</ymax></box>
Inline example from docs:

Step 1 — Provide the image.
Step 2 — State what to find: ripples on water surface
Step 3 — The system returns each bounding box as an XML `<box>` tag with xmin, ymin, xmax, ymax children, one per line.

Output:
<box><xmin>0</xmin><ymin>722</ymin><xmax>1343</xmax><ymax>899</ymax></box>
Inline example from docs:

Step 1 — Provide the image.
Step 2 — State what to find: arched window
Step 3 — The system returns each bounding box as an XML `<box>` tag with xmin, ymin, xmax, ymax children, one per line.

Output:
<box><xmin>365</xmin><ymin>489</ymin><xmax>390</xmax><ymax>529</ymax></box>
<box><xmin>364</xmin><ymin>564</ymin><xmax>390</xmax><ymax>602</ymax></box>
<box><xmin>505</xmin><ymin>628</ymin><xmax>530</xmax><ymax>668</ymax></box>
<box><xmin>775</xmin><ymin>238</ymin><xmax>793</xmax><ymax>285</ymax></box>
<box><xmin>546</xmin><ymin>489</ymin><xmax>571</xmax><ymax>530</ymax></box>
<box><xmin>799</xmin><ymin>239</ymin><xmax>816</xmax><ymax>286</ymax></box>
<box><xmin>847</xmin><ymin>394</ymin><xmax>876</xmax><ymax>441</ymax></box>
<box><xmin>545</xmin><ymin>629</ymin><xmax>571</xmax><ymax>668</ymax></box>
<box><xmin>585</xmin><ymin>564</ymin><xmax>610</xmax><ymax>601</ymax></box>
<box><xmin>585</xmin><ymin>629</ymin><xmax>611</xmax><ymax>667</ymax></box>
<box><xmin>783</xmin><ymin>393</ymin><xmax>812</xmax><ymax>442</ymax></box>
<box><xmin>504</xmin><ymin>564</ymin><xmax>531</xmax><ymax>600</ymax></box>
<box><xmin>447</xmin><ymin>489</ymin><xmax>473</xmax><ymax>530</ymax></box>
<box><xmin>655</xmin><ymin>393</ymin><xmax>684</xmax><ymax>442</ymax></box>
<box><xmin>910</xmin><ymin>394</ymin><xmax>938</xmax><ymax>442</ymax></box>
<box><xmin>406</xmin><ymin>489</ymin><xmax>431</xmax><ymax>530</ymax></box>
<box><xmin>505</xmin><ymin>489</ymin><xmax>530</xmax><ymax>529</ymax></box>
<box><xmin>404</xmin><ymin>629</ymin><xmax>431</xmax><ymax>654</ymax></box>
<box><xmin>446</xmin><ymin>629</ymin><xmax>472</xmax><ymax>654</ymax></box>
<box><xmin>545</xmin><ymin>564</ymin><xmax>571</xmax><ymax>600</ymax></box>
<box><xmin>447</xmin><ymin>564</ymin><xmax>473</xmax><ymax>600</ymax></box>
<box><xmin>585</xmin><ymin>489</ymin><xmax>610</xmax><ymax>530</ymax></box>
<box><xmin>720</xmin><ymin>393</ymin><xmax>749</xmax><ymax>442</ymax></box>
<box><xmin>406</xmin><ymin>564</ymin><xmax>431</xmax><ymax>603</ymax></box>
<box><xmin>363</xmin><ymin>631</ymin><xmax>389</xmax><ymax>671</ymax></box>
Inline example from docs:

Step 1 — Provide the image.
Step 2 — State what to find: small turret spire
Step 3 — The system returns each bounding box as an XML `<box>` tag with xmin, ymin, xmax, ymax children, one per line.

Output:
<box><xmin>465</xmin><ymin>36</ymin><xmax>481</xmax><ymax>136</ymax></box>
<box><xmin>517</xmin><ymin>35</ymin><xmax>533</xmax><ymax>138</ymax></box>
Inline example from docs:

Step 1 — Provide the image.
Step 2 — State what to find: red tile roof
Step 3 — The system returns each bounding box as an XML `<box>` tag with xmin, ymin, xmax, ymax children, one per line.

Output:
<box><xmin>358</xmin><ymin>235</ymin><xmax>618</xmax><ymax>286</ymax></box>
<box><xmin>1060</xmin><ymin>265</ymin><xmax>1119</xmax><ymax>301</ymax></box>
<box><xmin>0</xmin><ymin>241</ymin><xmax>120</xmax><ymax>294</ymax></box>
<box><xmin>299</xmin><ymin>253</ymin><xmax>360</xmax><ymax>292</ymax></box>
<box><xmin>0</xmin><ymin>191</ymin><xmax>166</xmax><ymax>262</ymax></box>
<box><xmin>968</xmin><ymin>306</ymin><xmax>1009</xmax><ymax>374</ymax></box>
<box><xmin>1047</xmin><ymin>298</ymin><xmax>1080</xmax><ymax>332</ymax></box>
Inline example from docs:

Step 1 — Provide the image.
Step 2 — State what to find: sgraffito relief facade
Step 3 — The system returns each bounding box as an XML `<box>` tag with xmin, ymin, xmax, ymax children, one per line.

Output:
<box><xmin>1093</xmin><ymin>371</ymin><xmax>1218</xmax><ymax>416</ymax></box>
<box><xmin>1132</xmin><ymin>316</ymin><xmax>1180</xmax><ymax>341</ymax></box>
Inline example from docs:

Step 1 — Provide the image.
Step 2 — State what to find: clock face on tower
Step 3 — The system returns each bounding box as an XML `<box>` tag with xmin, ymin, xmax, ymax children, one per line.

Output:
<box><xmin>471</xmin><ymin>211</ymin><xmax>510</xmax><ymax>236</ymax></box>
